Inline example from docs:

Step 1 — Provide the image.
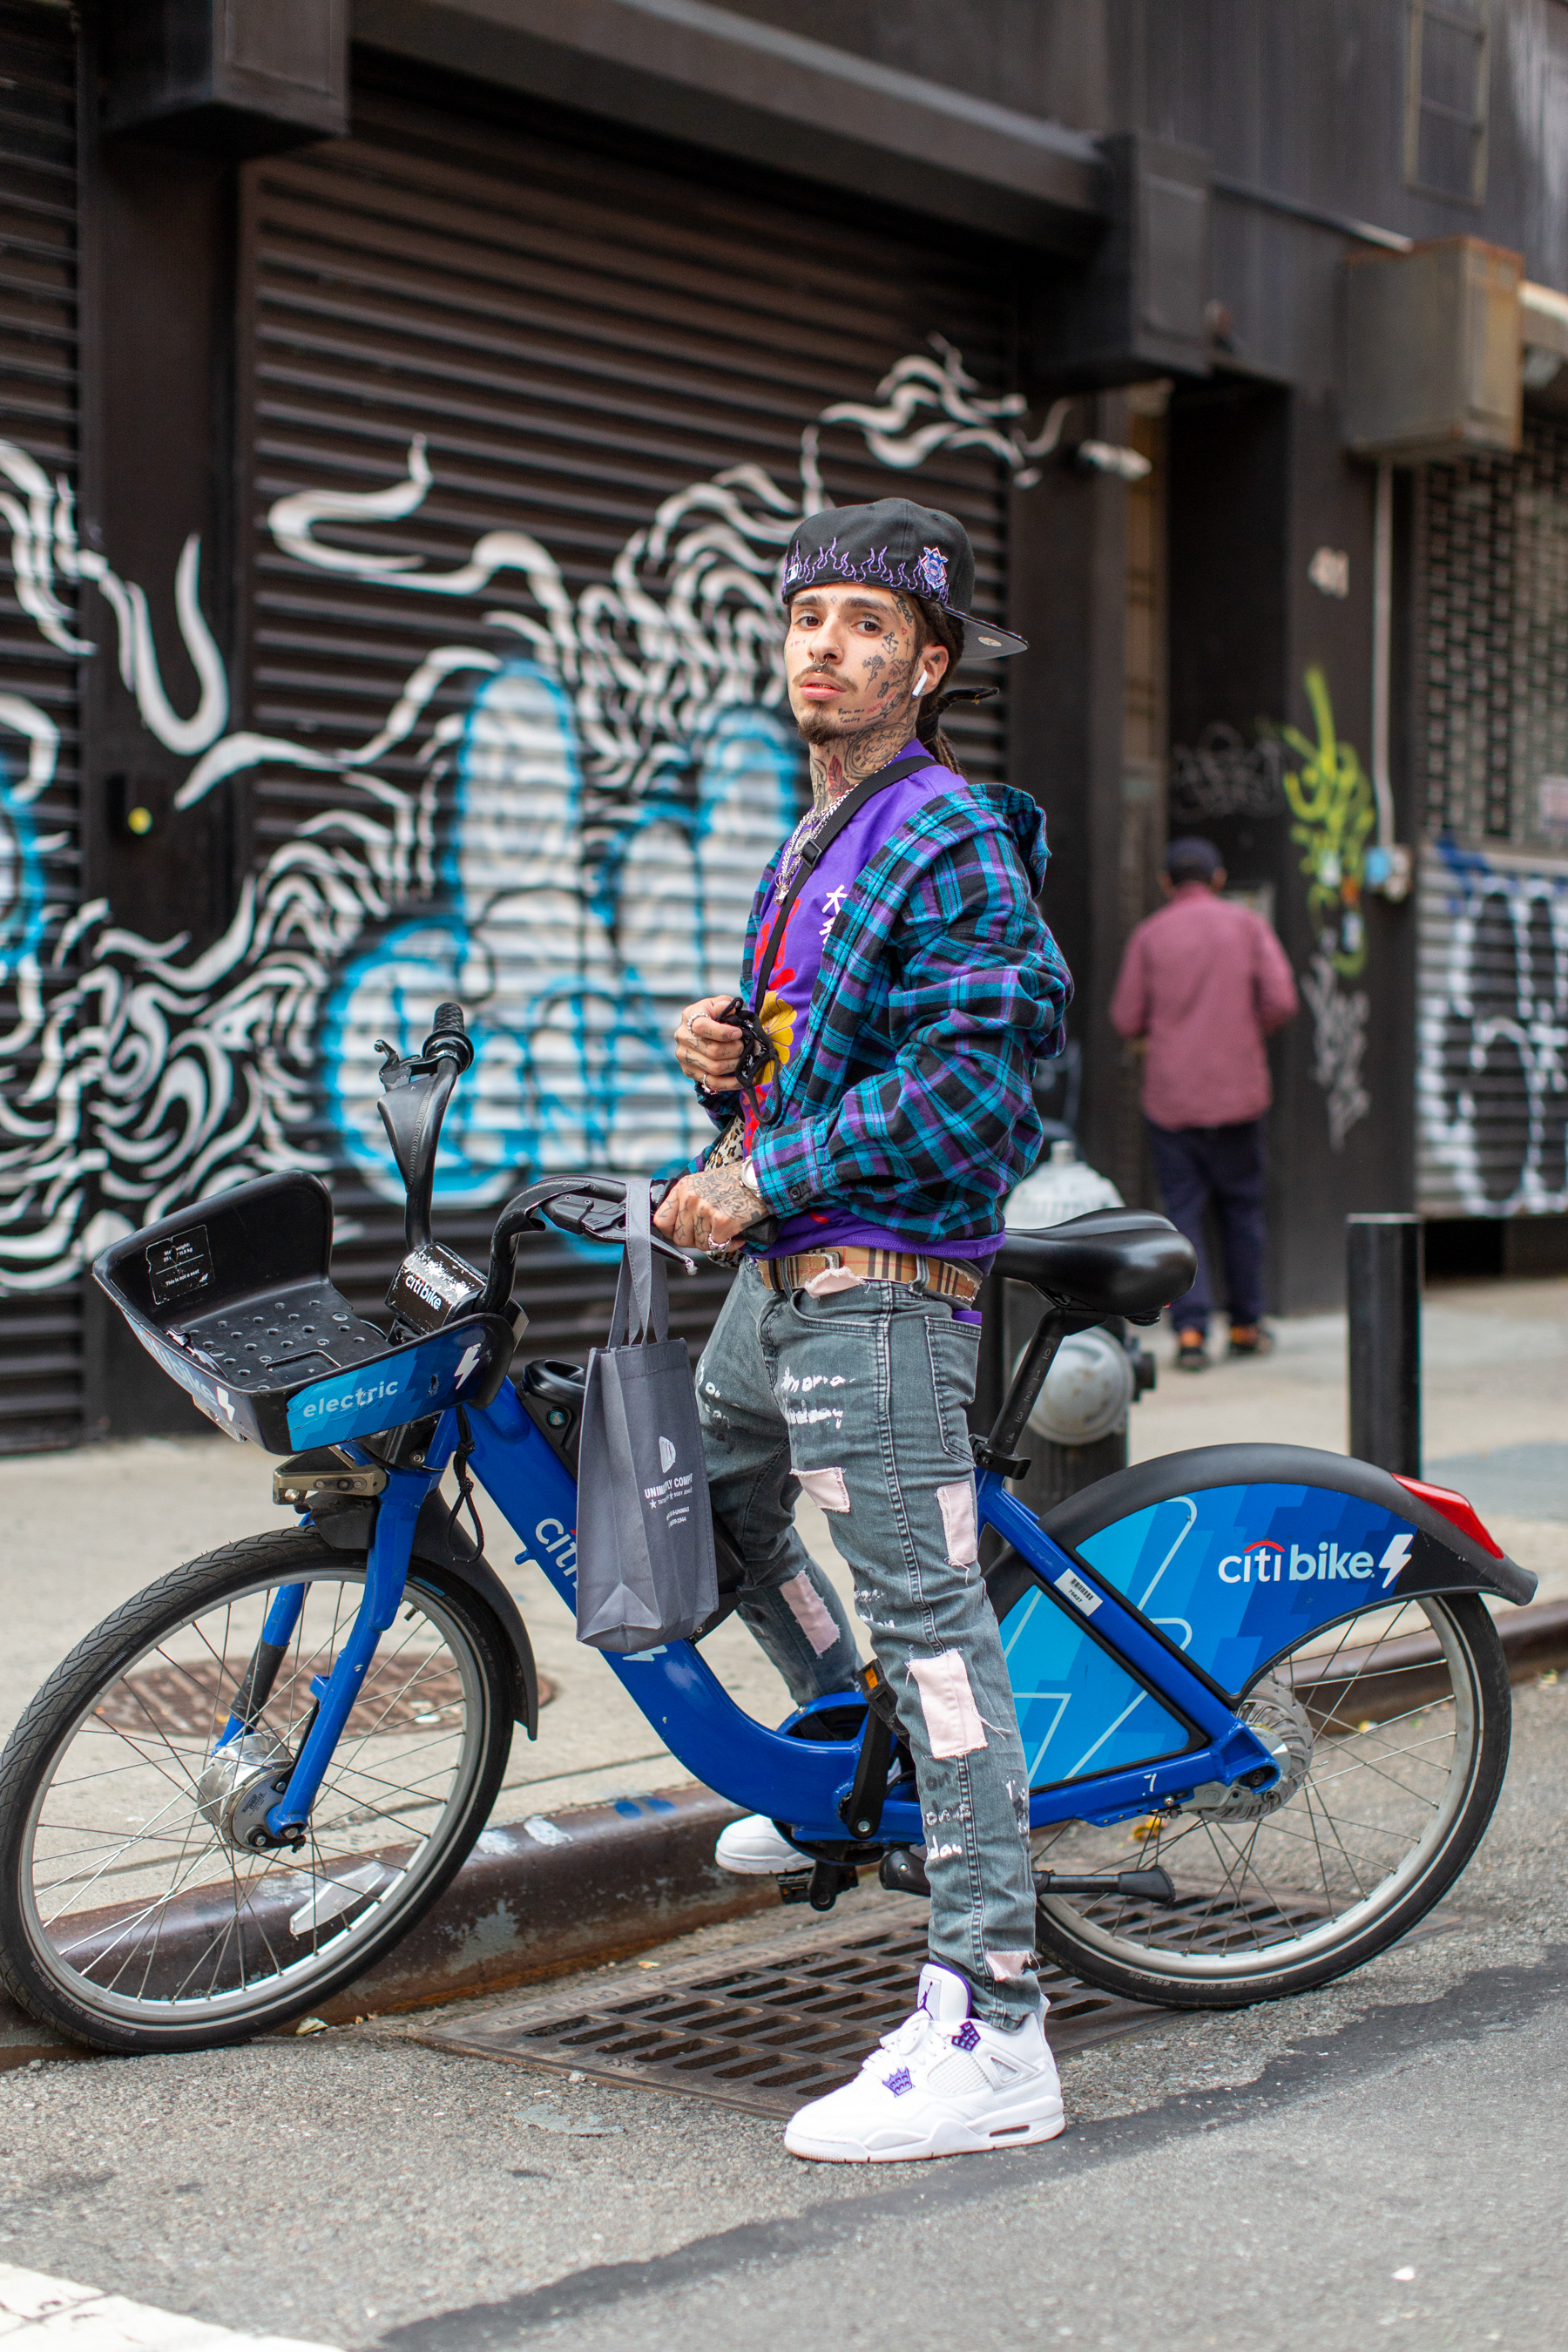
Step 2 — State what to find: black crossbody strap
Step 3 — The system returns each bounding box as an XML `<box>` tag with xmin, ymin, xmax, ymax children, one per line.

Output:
<box><xmin>750</xmin><ymin>750</ymin><xmax>932</xmax><ymax>1013</ymax></box>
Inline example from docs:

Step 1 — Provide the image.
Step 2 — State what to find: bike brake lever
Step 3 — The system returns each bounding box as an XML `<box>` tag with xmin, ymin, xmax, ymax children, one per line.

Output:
<box><xmin>533</xmin><ymin>1186</ymin><xmax>697</xmax><ymax>1274</ymax></box>
<box><xmin>650</xmin><ymin>1233</ymin><xmax>700</xmax><ymax>1274</ymax></box>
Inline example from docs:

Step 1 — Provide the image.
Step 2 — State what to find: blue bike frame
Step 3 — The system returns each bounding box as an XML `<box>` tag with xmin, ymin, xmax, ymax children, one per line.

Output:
<box><xmin>256</xmin><ymin>1377</ymin><xmax>1278</xmax><ymax>1848</ymax></box>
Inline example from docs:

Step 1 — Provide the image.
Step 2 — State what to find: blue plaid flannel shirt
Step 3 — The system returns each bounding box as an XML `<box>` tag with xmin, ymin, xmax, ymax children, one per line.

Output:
<box><xmin>701</xmin><ymin>773</ymin><xmax>1073</xmax><ymax>1251</ymax></box>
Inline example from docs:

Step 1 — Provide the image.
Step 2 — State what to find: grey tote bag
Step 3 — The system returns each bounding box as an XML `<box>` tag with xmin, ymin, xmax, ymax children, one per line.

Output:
<box><xmin>573</xmin><ymin>1179</ymin><xmax>719</xmax><ymax>1653</ymax></box>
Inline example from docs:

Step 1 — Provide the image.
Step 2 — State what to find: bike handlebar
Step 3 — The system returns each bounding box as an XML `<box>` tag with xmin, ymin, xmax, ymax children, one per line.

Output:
<box><xmin>478</xmin><ymin>1176</ymin><xmax>693</xmax><ymax>1317</ymax></box>
<box><xmin>425</xmin><ymin>1000</ymin><xmax>476</xmax><ymax>1072</ymax></box>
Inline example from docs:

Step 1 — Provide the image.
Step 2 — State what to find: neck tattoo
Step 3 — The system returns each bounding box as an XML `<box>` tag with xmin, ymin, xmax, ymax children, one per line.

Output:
<box><xmin>807</xmin><ymin>707</ymin><xmax>923</xmax><ymax>814</ymax></box>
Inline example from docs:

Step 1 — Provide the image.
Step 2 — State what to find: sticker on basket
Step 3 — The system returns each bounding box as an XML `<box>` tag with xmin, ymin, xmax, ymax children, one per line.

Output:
<box><xmin>146</xmin><ymin>1226</ymin><xmax>214</xmax><ymax>1307</ymax></box>
<box><xmin>132</xmin><ymin>1323</ymin><xmax>248</xmax><ymax>1442</ymax></box>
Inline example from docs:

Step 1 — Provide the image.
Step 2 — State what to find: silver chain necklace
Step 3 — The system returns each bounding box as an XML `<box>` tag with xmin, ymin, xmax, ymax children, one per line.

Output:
<box><xmin>774</xmin><ymin>798</ymin><xmax>834</xmax><ymax>892</ymax></box>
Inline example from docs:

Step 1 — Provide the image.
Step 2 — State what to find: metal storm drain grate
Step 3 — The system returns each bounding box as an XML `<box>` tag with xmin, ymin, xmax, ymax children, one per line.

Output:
<box><xmin>416</xmin><ymin>1903</ymin><xmax>1248</xmax><ymax>2119</ymax></box>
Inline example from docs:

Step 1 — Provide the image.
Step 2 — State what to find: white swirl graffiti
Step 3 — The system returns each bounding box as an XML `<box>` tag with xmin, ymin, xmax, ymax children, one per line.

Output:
<box><xmin>0</xmin><ymin>443</ymin><xmax>227</xmax><ymax>754</ymax></box>
<box><xmin>1416</xmin><ymin>846</ymin><xmax>1568</xmax><ymax>1216</ymax></box>
<box><xmin>0</xmin><ymin>338</ymin><xmax>1046</xmax><ymax>1290</ymax></box>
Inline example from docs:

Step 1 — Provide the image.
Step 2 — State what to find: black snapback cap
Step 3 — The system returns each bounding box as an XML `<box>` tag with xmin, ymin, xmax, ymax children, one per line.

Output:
<box><xmin>780</xmin><ymin>497</ymin><xmax>1027</xmax><ymax>658</ymax></box>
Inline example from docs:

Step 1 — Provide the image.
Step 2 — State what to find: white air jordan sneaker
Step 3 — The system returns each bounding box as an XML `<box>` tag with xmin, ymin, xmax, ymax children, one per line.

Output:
<box><xmin>783</xmin><ymin>1962</ymin><xmax>1064</xmax><ymax>2163</ymax></box>
<box><xmin>713</xmin><ymin>1813</ymin><xmax>808</xmax><ymax>1875</ymax></box>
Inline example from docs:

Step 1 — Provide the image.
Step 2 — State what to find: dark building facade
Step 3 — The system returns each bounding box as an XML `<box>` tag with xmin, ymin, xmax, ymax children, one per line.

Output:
<box><xmin>2</xmin><ymin>0</ymin><xmax>1565</xmax><ymax>1448</ymax></box>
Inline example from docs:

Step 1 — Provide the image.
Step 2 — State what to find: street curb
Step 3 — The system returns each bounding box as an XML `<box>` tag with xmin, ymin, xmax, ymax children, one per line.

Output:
<box><xmin>0</xmin><ymin>1784</ymin><xmax>774</xmax><ymax>2070</ymax></box>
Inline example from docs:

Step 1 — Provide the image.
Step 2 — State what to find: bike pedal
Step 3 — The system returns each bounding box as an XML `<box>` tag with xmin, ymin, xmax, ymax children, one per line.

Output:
<box><xmin>778</xmin><ymin>1862</ymin><xmax>859</xmax><ymax>1911</ymax></box>
<box><xmin>1034</xmin><ymin>1866</ymin><xmax>1176</xmax><ymax>1903</ymax></box>
<box><xmin>878</xmin><ymin>1848</ymin><xmax>931</xmax><ymax>1898</ymax></box>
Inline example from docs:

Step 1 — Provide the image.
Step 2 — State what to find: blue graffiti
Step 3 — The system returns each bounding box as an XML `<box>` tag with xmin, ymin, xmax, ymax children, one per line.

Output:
<box><xmin>0</xmin><ymin>770</ymin><xmax>50</xmax><ymax>981</ymax></box>
<box><xmin>322</xmin><ymin>662</ymin><xmax>803</xmax><ymax>1205</ymax></box>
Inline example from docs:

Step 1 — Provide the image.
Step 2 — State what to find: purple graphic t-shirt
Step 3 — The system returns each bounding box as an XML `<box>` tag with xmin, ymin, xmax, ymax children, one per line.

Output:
<box><xmin>741</xmin><ymin>746</ymin><xmax>1001</xmax><ymax>1274</ymax></box>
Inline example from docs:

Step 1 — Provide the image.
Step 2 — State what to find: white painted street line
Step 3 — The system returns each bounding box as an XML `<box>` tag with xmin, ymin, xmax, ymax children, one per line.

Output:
<box><xmin>0</xmin><ymin>2265</ymin><xmax>339</xmax><ymax>2352</ymax></box>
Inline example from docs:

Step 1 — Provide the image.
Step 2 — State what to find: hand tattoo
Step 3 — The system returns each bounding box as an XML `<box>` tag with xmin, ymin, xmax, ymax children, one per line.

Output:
<box><xmin>692</xmin><ymin>1166</ymin><xmax>763</xmax><ymax>1223</ymax></box>
<box><xmin>653</xmin><ymin>1163</ymin><xmax>767</xmax><ymax>1258</ymax></box>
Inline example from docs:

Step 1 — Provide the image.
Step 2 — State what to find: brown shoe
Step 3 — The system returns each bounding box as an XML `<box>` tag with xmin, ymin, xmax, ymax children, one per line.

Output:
<box><xmin>1175</xmin><ymin>1328</ymin><xmax>1208</xmax><ymax>1371</ymax></box>
<box><xmin>1227</xmin><ymin>1324</ymin><xmax>1273</xmax><ymax>1359</ymax></box>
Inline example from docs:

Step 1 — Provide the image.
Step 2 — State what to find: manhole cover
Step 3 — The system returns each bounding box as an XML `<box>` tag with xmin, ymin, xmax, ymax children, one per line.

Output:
<box><xmin>416</xmin><ymin>1907</ymin><xmax>1187</xmax><ymax>2119</ymax></box>
<box><xmin>95</xmin><ymin>1656</ymin><xmax>555</xmax><ymax>1740</ymax></box>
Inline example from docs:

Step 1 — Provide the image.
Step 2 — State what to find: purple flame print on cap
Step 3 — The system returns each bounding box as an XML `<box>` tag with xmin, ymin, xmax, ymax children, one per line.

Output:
<box><xmin>781</xmin><ymin>537</ymin><xmax>924</xmax><ymax>598</ymax></box>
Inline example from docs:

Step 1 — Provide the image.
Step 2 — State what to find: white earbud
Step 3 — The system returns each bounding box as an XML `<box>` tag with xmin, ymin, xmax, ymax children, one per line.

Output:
<box><xmin>914</xmin><ymin>669</ymin><xmax>930</xmax><ymax>695</ymax></box>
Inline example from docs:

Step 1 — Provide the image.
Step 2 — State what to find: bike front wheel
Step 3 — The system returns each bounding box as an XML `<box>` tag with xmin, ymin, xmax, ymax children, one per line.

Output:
<box><xmin>0</xmin><ymin>1526</ymin><xmax>515</xmax><ymax>2051</ymax></box>
<box><xmin>1031</xmin><ymin>1593</ymin><xmax>1511</xmax><ymax>2008</ymax></box>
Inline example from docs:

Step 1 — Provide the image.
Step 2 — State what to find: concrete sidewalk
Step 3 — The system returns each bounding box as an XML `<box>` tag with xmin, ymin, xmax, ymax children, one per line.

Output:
<box><xmin>0</xmin><ymin>1274</ymin><xmax>1563</xmax><ymax>1807</ymax></box>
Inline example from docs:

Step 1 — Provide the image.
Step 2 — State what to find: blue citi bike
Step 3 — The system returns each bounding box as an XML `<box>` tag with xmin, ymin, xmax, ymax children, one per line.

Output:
<box><xmin>0</xmin><ymin>1004</ymin><xmax>1536</xmax><ymax>2052</ymax></box>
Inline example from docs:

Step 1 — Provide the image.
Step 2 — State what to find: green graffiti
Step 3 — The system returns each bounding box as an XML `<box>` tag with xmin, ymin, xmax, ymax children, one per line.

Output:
<box><xmin>1279</xmin><ymin>666</ymin><xmax>1375</xmax><ymax>979</ymax></box>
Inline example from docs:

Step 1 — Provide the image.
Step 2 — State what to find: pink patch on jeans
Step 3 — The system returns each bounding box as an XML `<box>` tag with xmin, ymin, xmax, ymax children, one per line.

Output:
<box><xmin>907</xmin><ymin>1651</ymin><xmax>988</xmax><ymax>1759</ymax></box>
<box><xmin>795</xmin><ymin>1466</ymin><xmax>849</xmax><ymax>1514</ymax></box>
<box><xmin>781</xmin><ymin>1569</ymin><xmax>841</xmax><ymax>1657</ymax></box>
<box><xmin>936</xmin><ymin>1477</ymin><xmax>978</xmax><ymax>1567</ymax></box>
<box><xmin>985</xmin><ymin>1950</ymin><xmax>1034</xmax><ymax>1982</ymax></box>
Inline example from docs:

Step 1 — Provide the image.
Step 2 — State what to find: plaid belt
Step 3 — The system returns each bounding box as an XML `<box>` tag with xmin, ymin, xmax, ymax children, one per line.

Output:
<box><xmin>757</xmin><ymin>1246</ymin><xmax>983</xmax><ymax>1304</ymax></box>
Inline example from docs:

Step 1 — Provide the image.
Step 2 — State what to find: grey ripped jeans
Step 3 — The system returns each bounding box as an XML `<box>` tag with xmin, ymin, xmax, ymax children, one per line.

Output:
<box><xmin>696</xmin><ymin>1260</ymin><xmax>1043</xmax><ymax>2028</ymax></box>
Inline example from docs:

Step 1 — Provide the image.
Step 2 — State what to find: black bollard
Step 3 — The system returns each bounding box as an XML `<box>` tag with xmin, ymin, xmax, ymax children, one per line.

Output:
<box><xmin>1347</xmin><ymin>1213</ymin><xmax>1423</xmax><ymax>1477</ymax></box>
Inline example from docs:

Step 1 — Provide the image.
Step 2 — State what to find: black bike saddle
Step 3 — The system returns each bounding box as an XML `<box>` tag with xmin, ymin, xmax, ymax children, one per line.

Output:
<box><xmin>994</xmin><ymin>1208</ymin><xmax>1197</xmax><ymax>1321</ymax></box>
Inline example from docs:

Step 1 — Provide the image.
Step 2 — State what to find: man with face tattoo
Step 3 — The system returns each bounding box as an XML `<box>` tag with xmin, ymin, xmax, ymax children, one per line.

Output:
<box><xmin>653</xmin><ymin>499</ymin><xmax>1073</xmax><ymax>2164</ymax></box>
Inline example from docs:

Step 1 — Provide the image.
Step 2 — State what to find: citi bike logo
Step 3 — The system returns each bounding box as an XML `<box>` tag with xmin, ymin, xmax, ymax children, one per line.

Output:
<box><xmin>1218</xmin><ymin>1532</ymin><xmax>1415</xmax><ymax>1589</ymax></box>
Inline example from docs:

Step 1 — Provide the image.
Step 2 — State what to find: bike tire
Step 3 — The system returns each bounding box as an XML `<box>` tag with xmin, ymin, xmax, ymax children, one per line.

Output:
<box><xmin>0</xmin><ymin>1526</ymin><xmax>515</xmax><ymax>2053</ymax></box>
<box><xmin>1031</xmin><ymin>1593</ymin><xmax>1511</xmax><ymax>2010</ymax></box>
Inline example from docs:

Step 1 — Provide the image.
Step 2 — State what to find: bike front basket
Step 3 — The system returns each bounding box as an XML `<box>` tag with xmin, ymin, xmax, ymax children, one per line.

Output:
<box><xmin>92</xmin><ymin>1171</ymin><xmax>515</xmax><ymax>1453</ymax></box>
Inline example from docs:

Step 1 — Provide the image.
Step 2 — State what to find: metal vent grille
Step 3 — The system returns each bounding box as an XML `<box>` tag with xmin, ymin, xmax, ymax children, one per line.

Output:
<box><xmin>0</xmin><ymin>1</ymin><xmax>83</xmax><ymax>1448</ymax></box>
<box><xmin>1419</xmin><ymin>416</ymin><xmax>1568</xmax><ymax>853</ymax></box>
<box><xmin>416</xmin><ymin>1896</ymin><xmax>1323</xmax><ymax>2119</ymax></box>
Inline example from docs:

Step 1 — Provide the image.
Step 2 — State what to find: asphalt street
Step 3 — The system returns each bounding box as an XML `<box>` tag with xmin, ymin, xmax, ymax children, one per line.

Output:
<box><xmin>2</xmin><ymin>1673</ymin><xmax>1565</xmax><ymax>2352</ymax></box>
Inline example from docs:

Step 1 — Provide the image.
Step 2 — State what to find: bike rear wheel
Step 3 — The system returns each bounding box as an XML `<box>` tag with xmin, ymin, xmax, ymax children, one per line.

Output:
<box><xmin>1031</xmin><ymin>1593</ymin><xmax>1510</xmax><ymax>2008</ymax></box>
<box><xmin>0</xmin><ymin>1526</ymin><xmax>514</xmax><ymax>2051</ymax></box>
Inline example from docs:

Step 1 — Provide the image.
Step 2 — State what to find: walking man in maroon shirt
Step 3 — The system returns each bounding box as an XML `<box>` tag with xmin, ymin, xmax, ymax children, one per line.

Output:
<box><xmin>1110</xmin><ymin>836</ymin><xmax>1298</xmax><ymax>1369</ymax></box>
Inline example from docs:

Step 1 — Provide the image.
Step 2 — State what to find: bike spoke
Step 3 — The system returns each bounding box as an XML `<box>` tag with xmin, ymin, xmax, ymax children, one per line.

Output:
<box><xmin>18</xmin><ymin>1560</ymin><xmax>489</xmax><ymax>2027</ymax></box>
<box><xmin>1037</xmin><ymin>1598</ymin><xmax>1487</xmax><ymax>1978</ymax></box>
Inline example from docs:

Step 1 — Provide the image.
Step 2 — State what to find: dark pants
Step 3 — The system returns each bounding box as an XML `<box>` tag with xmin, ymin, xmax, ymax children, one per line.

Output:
<box><xmin>1146</xmin><ymin>1117</ymin><xmax>1268</xmax><ymax>1335</ymax></box>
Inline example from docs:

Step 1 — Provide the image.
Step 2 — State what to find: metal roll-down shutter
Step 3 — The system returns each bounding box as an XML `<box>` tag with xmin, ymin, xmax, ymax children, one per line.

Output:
<box><xmin>0</xmin><ymin>0</ymin><xmax>82</xmax><ymax>1449</ymax></box>
<box><xmin>235</xmin><ymin>68</ymin><xmax>1019</xmax><ymax>1355</ymax></box>
<box><xmin>1416</xmin><ymin>422</ymin><xmax>1568</xmax><ymax>1219</ymax></box>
